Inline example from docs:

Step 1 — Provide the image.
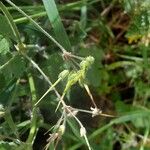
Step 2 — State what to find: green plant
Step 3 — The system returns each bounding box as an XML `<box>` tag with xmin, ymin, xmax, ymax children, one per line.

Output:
<box><xmin>1</xmin><ymin>0</ymin><xmax>150</xmax><ymax>150</ymax></box>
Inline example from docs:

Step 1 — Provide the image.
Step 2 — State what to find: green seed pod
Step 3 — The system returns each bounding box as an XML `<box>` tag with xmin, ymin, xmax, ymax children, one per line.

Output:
<box><xmin>58</xmin><ymin>124</ymin><xmax>65</xmax><ymax>135</ymax></box>
<box><xmin>80</xmin><ymin>56</ymin><xmax>94</xmax><ymax>70</ymax></box>
<box><xmin>58</xmin><ymin>70</ymin><xmax>69</xmax><ymax>80</ymax></box>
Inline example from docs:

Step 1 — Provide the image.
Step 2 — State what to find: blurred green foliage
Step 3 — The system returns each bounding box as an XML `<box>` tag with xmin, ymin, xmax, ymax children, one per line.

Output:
<box><xmin>0</xmin><ymin>0</ymin><xmax>150</xmax><ymax>150</ymax></box>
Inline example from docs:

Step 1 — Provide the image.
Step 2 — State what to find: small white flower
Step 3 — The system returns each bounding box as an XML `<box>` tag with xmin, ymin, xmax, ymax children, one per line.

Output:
<box><xmin>80</xmin><ymin>126</ymin><xmax>86</xmax><ymax>137</ymax></box>
<box><xmin>58</xmin><ymin>124</ymin><xmax>65</xmax><ymax>135</ymax></box>
<box><xmin>90</xmin><ymin>107</ymin><xmax>102</xmax><ymax>117</ymax></box>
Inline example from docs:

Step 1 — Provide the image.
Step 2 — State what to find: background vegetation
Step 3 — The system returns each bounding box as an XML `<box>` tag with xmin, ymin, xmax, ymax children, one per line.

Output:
<box><xmin>0</xmin><ymin>0</ymin><xmax>150</xmax><ymax>150</ymax></box>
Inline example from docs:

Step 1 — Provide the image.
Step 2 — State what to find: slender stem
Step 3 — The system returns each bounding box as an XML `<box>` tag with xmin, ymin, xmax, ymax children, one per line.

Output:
<box><xmin>76</xmin><ymin>108</ymin><xmax>115</xmax><ymax>117</ymax></box>
<box><xmin>69</xmin><ymin>122</ymin><xmax>113</xmax><ymax>150</ymax></box>
<box><xmin>34</xmin><ymin>78</ymin><xmax>62</xmax><ymax>107</ymax></box>
<box><xmin>117</xmin><ymin>54</ymin><xmax>145</xmax><ymax>61</ymax></box>
<box><xmin>26</xmin><ymin>108</ymin><xmax>38</xmax><ymax>147</ymax></box>
<box><xmin>4</xmin><ymin>110</ymin><xmax>19</xmax><ymax>139</ymax></box>
<box><xmin>8</xmin><ymin>79</ymin><xmax>20</xmax><ymax>108</ymax></box>
<box><xmin>14</xmin><ymin>11</ymin><xmax>47</xmax><ymax>24</ymax></box>
<box><xmin>140</xmin><ymin>126</ymin><xmax>149</xmax><ymax>150</ymax></box>
<box><xmin>55</xmin><ymin>92</ymin><xmax>66</xmax><ymax>112</ymax></box>
<box><xmin>24</xmin><ymin>54</ymin><xmax>61</xmax><ymax>99</ymax></box>
<box><xmin>106</xmin><ymin>61</ymin><xmax>137</xmax><ymax>70</ymax></box>
<box><xmin>26</xmin><ymin>72</ymin><xmax>38</xmax><ymax>146</ymax></box>
<box><xmin>66</xmin><ymin>107</ymin><xmax>92</xmax><ymax>150</ymax></box>
<box><xmin>28</xmin><ymin>72</ymin><xmax>37</xmax><ymax>105</ymax></box>
<box><xmin>84</xmin><ymin>84</ymin><xmax>97</xmax><ymax>108</ymax></box>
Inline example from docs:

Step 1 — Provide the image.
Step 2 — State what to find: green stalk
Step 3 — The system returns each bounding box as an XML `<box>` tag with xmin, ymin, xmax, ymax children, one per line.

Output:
<box><xmin>14</xmin><ymin>11</ymin><xmax>46</xmax><ymax>24</ymax></box>
<box><xmin>140</xmin><ymin>126</ymin><xmax>149</xmax><ymax>150</ymax></box>
<box><xmin>26</xmin><ymin>108</ymin><xmax>38</xmax><ymax>149</ymax></box>
<box><xmin>4</xmin><ymin>110</ymin><xmax>19</xmax><ymax>139</ymax></box>
<box><xmin>106</xmin><ymin>61</ymin><xmax>137</xmax><ymax>70</ymax></box>
<box><xmin>28</xmin><ymin>72</ymin><xmax>37</xmax><ymax>105</ymax></box>
<box><xmin>7</xmin><ymin>5</ymin><xmax>44</xmax><ymax>11</ymax></box>
<box><xmin>26</xmin><ymin>72</ymin><xmax>38</xmax><ymax>148</ymax></box>
<box><xmin>8</xmin><ymin>79</ymin><xmax>20</xmax><ymax>108</ymax></box>
<box><xmin>117</xmin><ymin>54</ymin><xmax>145</xmax><ymax>61</ymax></box>
<box><xmin>34</xmin><ymin>77</ymin><xmax>62</xmax><ymax>107</ymax></box>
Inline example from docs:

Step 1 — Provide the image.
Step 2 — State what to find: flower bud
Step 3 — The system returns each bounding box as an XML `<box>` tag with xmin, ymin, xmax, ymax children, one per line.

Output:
<box><xmin>80</xmin><ymin>126</ymin><xmax>86</xmax><ymax>137</ymax></box>
<box><xmin>58</xmin><ymin>70</ymin><xmax>69</xmax><ymax>80</ymax></box>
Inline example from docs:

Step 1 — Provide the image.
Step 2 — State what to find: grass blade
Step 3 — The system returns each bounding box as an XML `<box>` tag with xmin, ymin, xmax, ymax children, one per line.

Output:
<box><xmin>42</xmin><ymin>0</ymin><xmax>71</xmax><ymax>51</ymax></box>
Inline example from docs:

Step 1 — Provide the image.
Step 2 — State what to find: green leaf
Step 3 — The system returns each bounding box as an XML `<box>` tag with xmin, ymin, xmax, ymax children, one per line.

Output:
<box><xmin>89</xmin><ymin>107</ymin><xmax>150</xmax><ymax>141</ymax></box>
<box><xmin>42</xmin><ymin>0</ymin><xmax>71</xmax><ymax>50</ymax></box>
<box><xmin>0</xmin><ymin>79</ymin><xmax>16</xmax><ymax>106</ymax></box>
<box><xmin>0</xmin><ymin>141</ymin><xmax>17</xmax><ymax>150</ymax></box>
<box><xmin>2</xmin><ymin>55</ymin><xmax>26</xmax><ymax>78</ymax></box>
<box><xmin>115</xmin><ymin>101</ymin><xmax>150</xmax><ymax>128</ymax></box>
<box><xmin>67</xmin><ymin>119</ymin><xmax>84</xmax><ymax>142</ymax></box>
<box><xmin>42</xmin><ymin>53</ymin><xmax>64</xmax><ymax>82</ymax></box>
<box><xmin>0</xmin><ymin>35</ymin><xmax>10</xmax><ymax>55</ymax></box>
<box><xmin>0</xmin><ymin>14</ymin><xmax>16</xmax><ymax>41</ymax></box>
